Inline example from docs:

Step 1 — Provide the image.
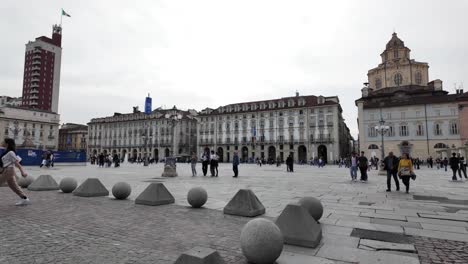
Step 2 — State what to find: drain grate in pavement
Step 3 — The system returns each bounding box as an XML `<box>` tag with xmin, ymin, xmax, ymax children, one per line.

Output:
<box><xmin>413</xmin><ymin>195</ymin><xmax>468</xmax><ymax>206</ymax></box>
<box><xmin>351</xmin><ymin>228</ymin><xmax>413</xmax><ymax>244</ymax></box>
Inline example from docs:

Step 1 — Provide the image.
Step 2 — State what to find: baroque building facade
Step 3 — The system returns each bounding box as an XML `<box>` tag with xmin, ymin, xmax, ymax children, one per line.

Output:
<box><xmin>58</xmin><ymin>123</ymin><xmax>88</xmax><ymax>151</ymax></box>
<box><xmin>0</xmin><ymin>106</ymin><xmax>60</xmax><ymax>150</ymax></box>
<box><xmin>87</xmin><ymin>107</ymin><xmax>198</xmax><ymax>161</ymax></box>
<box><xmin>356</xmin><ymin>33</ymin><xmax>468</xmax><ymax>159</ymax></box>
<box><xmin>198</xmin><ymin>94</ymin><xmax>353</xmax><ymax>163</ymax></box>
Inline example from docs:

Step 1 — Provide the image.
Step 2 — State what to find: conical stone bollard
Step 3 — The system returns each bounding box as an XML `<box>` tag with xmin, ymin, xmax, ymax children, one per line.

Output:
<box><xmin>275</xmin><ymin>203</ymin><xmax>322</xmax><ymax>248</ymax></box>
<box><xmin>223</xmin><ymin>189</ymin><xmax>265</xmax><ymax>217</ymax></box>
<box><xmin>135</xmin><ymin>183</ymin><xmax>175</xmax><ymax>206</ymax></box>
<box><xmin>73</xmin><ymin>178</ymin><xmax>109</xmax><ymax>197</ymax></box>
<box><xmin>28</xmin><ymin>175</ymin><xmax>59</xmax><ymax>191</ymax></box>
<box><xmin>174</xmin><ymin>247</ymin><xmax>225</xmax><ymax>264</ymax></box>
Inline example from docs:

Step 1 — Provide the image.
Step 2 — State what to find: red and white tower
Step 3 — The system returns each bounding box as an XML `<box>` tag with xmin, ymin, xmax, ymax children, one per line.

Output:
<box><xmin>21</xmin><ymin>25</ymin><xmax>62</xmax><ymax>113</ymax></box>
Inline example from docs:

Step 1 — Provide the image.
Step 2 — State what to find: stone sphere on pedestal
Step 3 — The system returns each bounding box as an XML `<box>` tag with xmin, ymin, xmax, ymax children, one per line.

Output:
<box><xmin>18</xmin><ymin>175</ymin><xmax>35</xmax><ymax>188</ymax></box>
<box><xmin>112</xmin><ymin>182</ymin><xmax>131</xmax><ymax>200</ymax></box>
<box><xmin>240</xmin><ymin>218</ymin><xmax>283</xmax><ymax>264</ymax></box>
<box><xmin>59</xmin><ymin>177</ymin><xmax>78</xmax><ymax>193</ymax></box>
<box><xmin>187</xmin><ymin>187</ymin><xmax>208</xmax><ymax>208</ymax></box>
<box><xmin>298</xmin><ymin>197</ymin><xmax>324</xmax><ymax>221</ymax></box>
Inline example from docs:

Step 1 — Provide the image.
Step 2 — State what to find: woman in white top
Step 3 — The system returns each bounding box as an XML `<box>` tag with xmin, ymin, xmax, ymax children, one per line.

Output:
<box><xmin>0</xmin><ymin>138</ymin><xmax>30</xmax><ymax>205</ymax></box>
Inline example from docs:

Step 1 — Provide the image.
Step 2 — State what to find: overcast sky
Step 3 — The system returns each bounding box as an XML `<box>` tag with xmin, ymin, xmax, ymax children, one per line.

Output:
<box><xmin>1</xmin><ymin>0</ymin><xmax>467</xmax><ymax>137</ymax></box>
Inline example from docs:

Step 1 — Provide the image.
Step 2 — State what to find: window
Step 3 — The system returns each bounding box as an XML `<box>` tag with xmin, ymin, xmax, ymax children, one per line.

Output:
<box><xmin>401</xmin><ymin>112</ymin><xmax>406</xmax><ymax>119</ymax></box>
<box><xmin>388</xmin><ymin>125</ymin><xmax>395</xmax><ymax>137</ymax></box>
<box><xmin>399</xmin><ymin>124</ymin><xmax>408</xmax><ymax>136</ymax></box>
<box><xmin>451</xmin><ymin>108</ymin><xmax>457</xmax><ymax>116</ymax></box>
<box><xmin>394</xmin><ymin>73</ymin><xmax>402</xmax><ymax>86</ymax></box>
<box><xmin>415</xmin><ymin>72</ymin><xmax>422</xmax><ymax>85</ymax></box>
<box><xmin>375</xmin><ymin>78</ymin><xmax>382</xmax><ymax>89</ymax></box>
<box><xmin>416</xmin><ymin>124</ymin><xmax>424</xmax><ymax>136</ymax></box>
<box><xmin>450</xmin><ymin>121</ymin><xmax>459</xmax><ymax>135</ymax></box>
<box><xmin>434</xmin><ymin>143</ymin><xmax>447</xmax><ymax>149</ymax></box>
<box><xmin>368</xmin><ymin>125</ymin><xmax>377</xmax><ymax>137</ymax></box>
<box><xmin>394</xmin><ymin>50</ymin><xmax>399</xmax><ymax>59</ymax></box>
<box><xmin>435</xmin><ymin>110</ymin><xmax>441</xmax><ymax>116</ymax></box>
<box><xmin>434</xmin><ymin>123</ymin><xmax>442</xmax><ymax>135</ymax></box>
<box><xmin>415</xmin><ymin>111</ymin><xmax>420</xmax><ymax>117</ymax></box>
<box><xmin>368</xmin><ymin>144</ymin><xmax>379</xmax><ymax>149</ymax></box>
<box><xmin>370</xmin><ymin>113</ymin><xmax>374</xmax><ymax>120</ymax></box>
<box><xmin>386</xmin><ymin>113</ymin><xmax>392</xmax><ymax>119</ymax></box>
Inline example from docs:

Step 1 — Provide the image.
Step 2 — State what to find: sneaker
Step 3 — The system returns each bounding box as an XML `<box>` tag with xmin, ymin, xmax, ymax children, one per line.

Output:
<box><xmin>15</xmin><ymin>198</ymin><xmax>31</xmax><ymax>206</ymax></box>
<box><xmin>386</xmin><ymin>189</ymin><xmax>391</xmax><ymax>192</ymax></box>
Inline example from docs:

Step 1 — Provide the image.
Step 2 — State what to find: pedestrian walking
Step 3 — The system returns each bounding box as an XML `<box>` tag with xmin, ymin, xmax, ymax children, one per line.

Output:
<box><xmin>358</xmin><ymin>151</ymin><xmax>368</xmax><ymax>181</ymax></box>
<box><xmin>286</xmin><ymin>154</ymin><xmax>294</xmax><ymax>172</ymax></box>
<box><xmin>190</xmin><ymin>152</ymin><xmax>197</xmax><ymax>176</ymax></box>
<box><xmin>458</xmin><ymin>154</ymin><xmax>467</xmax><ymax>179</ymax></box>
<box><xmin>349</xmin><ymin>152</ymin><xmax>358</xmax><ymax>181</ymax></box>
<box><xmin>210</xmin><ymin>150</ymin><xmax>219</xmax><ymax>177</ymax></box>
<box><xmin>398</xmin><ymin>153</ymin><xmax>414</xmax><ymax>193</ymax></box>
<box><xmin>443</xmin><ymin>157</ymin><xmax>448</xmax><ymax>172</ymax></box>
<box><xmin>232</xmin><ymin>151</ymin><xmax>239</xmax><ymax>177</ymax></box>
<box><xmin>0</xmin><ymin>138</ymin><xmax>31</xmax><ymax>205</ymax></box>
<box><xmin>383</xmin><ymin>152</ymin><xmax>400</xmax><ymax>192</ymax></box>
<box><xmin>201</xmin><ymin>151</ymin><xmax>209</xmax><ymax>176</ymax></box>
<box><xmin>449</xmin><ymin>153</ymin><xmax>461</xmax><ymax>181</ymax></box>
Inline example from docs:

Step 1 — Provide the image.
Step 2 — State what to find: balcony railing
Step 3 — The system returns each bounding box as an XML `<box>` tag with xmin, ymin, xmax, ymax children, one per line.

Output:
<box><xmin>32</xmin><ymin>60</ymin><xmax>41</xmax><ymax>65</ymax></box>
<box><xmin>31</xmin><ymin>78</ymin><xmax>40</xmax><ymax>82</ymax></box>
<box><xmin>31</xmin><ymin>72</ymin><xmax>40</xmax><ymax>77</ymax></box>
<box><xmin>32</xmin><ymin>55</ymin><xmax>41</xmax><ymax>60</ymax></box>
<box><xmin>30</xmin><ymin>84</ymin><xmax>39</xmax><ymax>89</ymax></box>
<box><xmin>32</xmin><ymin>66</ymin><xmax>41</xmax><ymax>71</ymax></box>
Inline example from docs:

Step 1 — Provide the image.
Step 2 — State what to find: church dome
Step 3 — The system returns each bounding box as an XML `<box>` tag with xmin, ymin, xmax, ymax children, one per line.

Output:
<box><xmin>386</xmin><ymin>32</ymin><xmax>405</xmax><ymax>49</ymax></box>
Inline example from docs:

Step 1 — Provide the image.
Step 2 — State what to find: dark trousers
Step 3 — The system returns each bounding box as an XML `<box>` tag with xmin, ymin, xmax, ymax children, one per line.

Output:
<box><xmin>289</xmin><ymin>163</ymin><xmax>294</xmax><ymax>172</ymax></box>
<box><xmin>401</xmin><ymin>176</ymin><xmax>410</xmax><ymax>192</ymax></box>
<box><xmin>210</xmin><ymin>164</ymin><xmax>215</xmax><ymax>176</ymax></box>
<box><xmin>458</xmin><ymin>165</ymin><xmax>467</xmax><ymax>178</ymax></box>
<box><xmin>359</xmin><ymin>167</ymin><xmax>368</xmax><ymax>181</ymax></box>
<box><xmin>452</xmin><ymin>167</ymin><xmax>460</xmax><ymax>180</ymax></box>
<box><xmin>233</xmin><ymin>165</ymin><xmax>238</xmax><ymax>177</ymax></box>
<box><xmin>202</xmin><ymin>161</ymin><xmax>209</xmax><ymax>176</ymax></box>
<box><xmin>387</xmin><ymin>171</ymin><xmax>400</xmax><ymax>190</ymax></box>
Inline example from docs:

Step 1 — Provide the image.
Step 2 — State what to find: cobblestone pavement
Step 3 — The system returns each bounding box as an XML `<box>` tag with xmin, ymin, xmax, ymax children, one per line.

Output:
<box><xmin>0</xmin><ymin>163</ymin><xmax>467</xmax><ymax>263</ymax></box>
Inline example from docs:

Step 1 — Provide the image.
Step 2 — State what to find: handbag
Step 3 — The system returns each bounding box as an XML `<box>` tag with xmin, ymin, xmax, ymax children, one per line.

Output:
<box><xmin>399</xmin><ymin>168</ymin><xmax>411</xmax><ymax>176</ymax></box>
<box><xmin>411</xmin><ymin>173</ymin><xmax>417</xmax><ymax>181</ymax></box>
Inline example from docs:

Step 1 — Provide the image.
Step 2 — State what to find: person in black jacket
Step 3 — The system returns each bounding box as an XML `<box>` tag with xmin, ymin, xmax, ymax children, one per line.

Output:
<box><xmin>457</xmin><ymin>153</ymin><xmax>467</xmax><ymax>179</ymax></box>
<box><xmin>383</xmin><ymin>152</ymin><xmax>400</xmax><ymax>192</ymax></box>
<box><xmin>449</xmin><ymin>153</ymin><xmax>460</xmax><ymax>181</ymax></box>
<box><xmin>286</xmin><ymin>154</ymin><xmax>294</xmax><ymax>172</ymax></box>
<box><xmin>358</xmin><ymin>151</ymin><xmax>368</xmax><ymax>181</ymax></box>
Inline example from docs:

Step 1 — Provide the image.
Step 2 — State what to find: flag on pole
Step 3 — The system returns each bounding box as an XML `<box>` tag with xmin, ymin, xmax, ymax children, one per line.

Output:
<box><xmin>62</xmin><ymin>9</ymin><xmax>71</xmax><ymax>17</ymax></box>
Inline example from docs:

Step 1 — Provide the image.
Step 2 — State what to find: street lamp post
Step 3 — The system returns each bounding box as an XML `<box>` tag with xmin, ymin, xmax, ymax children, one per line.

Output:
<box><xmin>374</xmin><ymin>118</ymin><xmax>390</xmax><ymax>176</ymax></box>
<box><xmin>141</xmin><ymin>122</ymin><xmax>152</xmax><ymax>166</ymax></box>
<box><xmin>161</xmin><ymin>112</ymin><xmax>182</xmax><ymax>177</ymax></box>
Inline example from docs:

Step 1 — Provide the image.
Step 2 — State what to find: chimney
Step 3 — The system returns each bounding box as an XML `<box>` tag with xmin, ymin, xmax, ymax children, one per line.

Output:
<box><xmin>433</xmin><ymin>79</ymin><xmax>443</xmax><ymax>91</ymax></box>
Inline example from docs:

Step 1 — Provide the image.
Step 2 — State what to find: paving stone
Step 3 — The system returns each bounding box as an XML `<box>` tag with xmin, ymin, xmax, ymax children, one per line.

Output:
<box><xmin>360</xmin><ymin>212</ymin><xmax>407</xmax><ymax>221</ymax></box>
<box><xmin>420</xmin><ymin>223</ymin><xmax>468</xmax><ymax>233</ymax></box>
<box><xmin>335</xmin><ymin>220</ymin><xmax>404</xmax><ymax>234</ymax></box>
<box><xmin>418</xmin><ymin>213</ymin><xmax>468</xmax><ymax>223</ymax></box>
<box><xmin>370</xmin><ymin>218</ymin><xmax>422</xmax><ymax>229</ymax></box>
<box><xmin>404</xmin><ymin>227</ymin><xmax>468</xmax><ymax>242</ymax></box>
<box><xmin>316</xmin><ymin>245</ymin><xmax>420</xmax><ymax>264</ymax></box>
<box><xmin>174</xmin><ymin>246</ymin><xmax>225</xmax><ymax>264</ymax></box>
<box><xmin>350</xmin><ymin>228</ymin><xmax>412</xmax><ymax>244</ymax></box>
<box><xmin>277</xmin><ymin>251</ymin><xmax>336</xmax><ymax>264</ymax></box>
<box><xmin>358</xmin><ymin>239</ymin><xmax>416</xmax><ymax>252</ymax></box>
<box><xmin>406</xmin><ymin>216</ymin><xmax>468</xmax><ymax>227</ymax></box>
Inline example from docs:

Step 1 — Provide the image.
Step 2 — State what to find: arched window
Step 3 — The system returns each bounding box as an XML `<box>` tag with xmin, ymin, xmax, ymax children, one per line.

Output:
<box><xmin>368</xmin><ymin>144</ymin><xmax>379</xmax><ymax>149</ymax></box>
<box><xmin>434</xmin><ymin>123</ymin><xmax>443</xmax><ymax>136</ymax></box>
<box><xmin>434</xmin><ymin>143</ymin><xmax>447</xmax><ymax>149</ymax></box>
<box><xmin>415</xmin><ymin>72</ymin><xmax>422</xmax><ymax>85</ymax></box>
<box><xmin>394</xmin><ymin>73</ymin><xmax>403</xmax><ymax>86</ymax></box>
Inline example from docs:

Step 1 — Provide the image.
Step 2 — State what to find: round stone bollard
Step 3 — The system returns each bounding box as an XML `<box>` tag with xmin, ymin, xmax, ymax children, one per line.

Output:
<box><xmin>298</xmin><ymin>196</ymin><xmax>324</xmax><ymax>221</ymax></box>
<box><xmin>240</xmin><ymin>218</ymin><xmax>283</xmax><ymax>264</ymax></box>
<box><xmin>59</xmin><ymin>177</ymin><xmax>78</xmax><ymax>193</ymax></box>
<box><xmin>112</xmin><ymin>182</ymin><xmax>131</xmax><ymax>200</ymax></box>
<box><xmin>18</xmin><ymin>175</ymin><xmax>35</xmax><ymax>188</ymax></box>
<box><xmin>187</xmin><ymin>187</ymin><xmax>208</xmax><ymax>208</ymax></box>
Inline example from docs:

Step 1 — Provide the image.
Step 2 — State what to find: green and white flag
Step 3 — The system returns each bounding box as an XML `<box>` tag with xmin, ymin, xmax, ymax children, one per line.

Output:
<box><xmin>62</xmin><ymin>9</ymin><xmax>71</xmax><ymax>17</ymax></box>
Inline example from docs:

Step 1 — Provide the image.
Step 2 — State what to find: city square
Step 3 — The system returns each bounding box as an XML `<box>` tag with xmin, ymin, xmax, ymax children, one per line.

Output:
<box><xmin>2</xmin><ymin>1</ymin><xmax>468</xmax><ymax>263</ymax></box>
<box><xmin>1</xmin><ymin>163</ymin><xmax>468</xmax><ymax>263</ymax></box>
